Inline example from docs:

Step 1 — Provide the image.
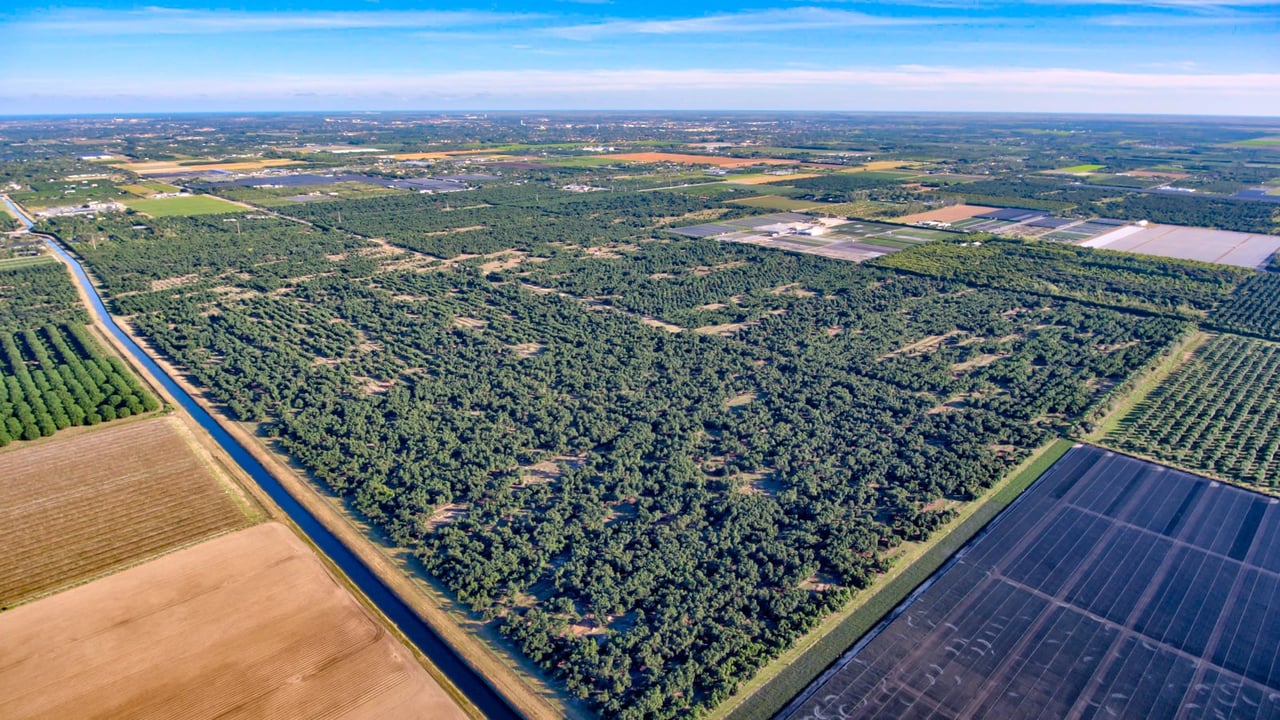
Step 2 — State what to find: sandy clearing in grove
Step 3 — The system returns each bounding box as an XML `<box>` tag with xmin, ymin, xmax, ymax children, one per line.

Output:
<box><xmin>893</xmin><ymin>204</ymin><xmax>1000</xmax><ymax>224</ymax></box>
<box><xmin>0</xmin><ymin>416</ymin><xmax>249</xmax><ymax>608</ymax></box>
<box><xmin>0</xmin><ymin>522</ymin><xmax>468</xmax><ymax>720</ymax></box>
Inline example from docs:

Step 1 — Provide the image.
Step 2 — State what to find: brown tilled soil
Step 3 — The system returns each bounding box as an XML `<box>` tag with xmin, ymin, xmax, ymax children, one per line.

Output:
<box><xmin>893</xmin><ymin>204</ymin><xmax>999</xmax><ymax>224</ymax></box>
<box><xmin>0</xmin><ymin>522</ymin><xmax>469</xmax><ymax>720</ymax></box>
<box><xmin>0</xmin><ymin>416</ymin><xmax>249</xmax><ymax>608</ymax></box>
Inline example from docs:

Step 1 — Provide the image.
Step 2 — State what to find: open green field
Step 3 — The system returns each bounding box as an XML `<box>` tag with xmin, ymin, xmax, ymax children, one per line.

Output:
<box><xmin>0</xmin><ymin>256</ymin><xmax>53</xmax><ymax>271</ymax></box>
<box><xmin>1054</xmin><ymin>163</ymin><xmax>1105</xmax><ymax>173</ymax></box>
<box><xmin>836</xmin><ymin>169</ymin><xmax>917</xmax><ymax>179</ymax></box>
<box><xmin>1233</xmin><ymin>136</ymin><xmax>1280</xmax><ymax>147</ymax></box>
<box><xmin>121</xmin><ymin>195</ymin><xmax>244</xmax><ymax>217</ymax></box>
<box><xmin>118</xmin><ymin>181</ymin><xmax>180</xmax><ymax>196</ymax></box>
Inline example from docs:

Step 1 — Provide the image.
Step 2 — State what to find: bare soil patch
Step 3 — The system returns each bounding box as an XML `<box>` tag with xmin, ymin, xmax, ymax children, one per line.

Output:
<box><xmin>882</xmin><ymin>331</ymin><xmax>962</xmax><ymax>358</ymax></box>
<box><xmin>769</xmin><ymin>283</ymin><xmax>816</xmax><ymax>297</ymax></box>
<box><xmin>0</xmin><ymin>522</ymin><xmax>468</xmax><ymax>720</ymax></box>
<box><xmin>728</xmin><ymin>173</ymin><xmax>820</xmax><ymax>185</ymax></box>
<box><xmin>695</xmin><ymin>322</ymin><xmax>752</xmax><ymax>336</ymax></box>
<box><xmin>0</xmin><ymin>417</ymin><xmax>249</xmax><ymax>608</ymax></box>
<box><xmin>952</xmin><ymin>353</ymin><xmax>1006</xmax><ymax>373</ymax></box>
<box><xmin>641</xmin><ymin>317</ymin><xmax>684</xmax><ymax>333</ymax></box>
<box><xmin>509</xmin><ymin>342</ymin><xmax>546</xmax><ymax>358</ymax></box>
<box><xmin>452</xmin><ymin>316</ymin><xmax>488</xmax><ymax>330</ymax></box>
<box><xmin>894</xmin><ymin>204</ymin><xmax>999</xmax><ymax>224</ymax></box>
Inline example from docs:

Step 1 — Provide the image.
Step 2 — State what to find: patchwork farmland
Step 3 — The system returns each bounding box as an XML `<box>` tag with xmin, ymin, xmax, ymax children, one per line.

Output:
<box><xmin>784</xmin><ymin>445</ymin><xmax>1280</xmax><ymax>720</ymax></box>
<box><xmin>0</xmin><ymin>416</ymin><xmax>250</xmax><ymax>607</ymax></box>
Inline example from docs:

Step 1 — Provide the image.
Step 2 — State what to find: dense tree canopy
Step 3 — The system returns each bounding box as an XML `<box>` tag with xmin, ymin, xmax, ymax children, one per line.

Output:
<box><xmin>41</xmin><ymin>207</ymin><xmax>1208</xmax><ymax>717</ymax></box>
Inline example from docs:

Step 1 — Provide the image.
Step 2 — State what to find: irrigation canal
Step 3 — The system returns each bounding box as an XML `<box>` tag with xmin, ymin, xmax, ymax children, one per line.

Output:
<box><xmin>1</xmin><ymin>195</ymin><xmax>520</xmax><ymax>720</ymax></box>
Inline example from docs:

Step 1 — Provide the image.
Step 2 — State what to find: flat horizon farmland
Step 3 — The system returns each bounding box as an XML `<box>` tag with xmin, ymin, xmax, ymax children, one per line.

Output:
<box><xmin>783</xmin><ymin>444</ymin><xmax>1280</xmax><ymax>720</ymax></box>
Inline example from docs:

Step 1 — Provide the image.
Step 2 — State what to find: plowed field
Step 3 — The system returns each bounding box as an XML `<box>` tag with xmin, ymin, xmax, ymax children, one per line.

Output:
<box><xmin>0</xmin><ymin>416</ymin><xmax>248</xmax><ymax>607</ymax></box>
<box><xmin>0</xmin><ymin>522</ymin><xmax>470</xmax><ymax>720</ymax></box>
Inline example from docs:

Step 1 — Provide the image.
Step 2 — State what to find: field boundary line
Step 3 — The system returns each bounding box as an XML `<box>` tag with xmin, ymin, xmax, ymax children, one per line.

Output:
<box><xmin>714</xmin><ymin>436</ymin><xmax>1075</xmax><ymax>720</ymax></box>
<box><xmin>2</xmin><ymin>524</ymin><xmax>247</xmax><ymax>612</ymax></box>
<box><xmin>1083</xmin><ymin>440</ymin><xmax>1280</xmax><ymax>499</ymax></box>
<box><xmin>1081</xmin><ymin>328</ymin><xmax>1209</xmax><ymax>442</ymax></box>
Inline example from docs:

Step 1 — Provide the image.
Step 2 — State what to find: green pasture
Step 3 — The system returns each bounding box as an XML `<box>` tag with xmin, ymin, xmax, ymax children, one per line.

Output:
<box><xmin>122</xmin><ymin>195</ymin><xmax>244</xmax><ymax>217</ymax></box>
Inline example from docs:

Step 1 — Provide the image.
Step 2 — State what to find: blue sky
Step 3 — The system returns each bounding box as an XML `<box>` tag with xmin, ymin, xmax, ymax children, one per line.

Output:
<box><xmin>2</xmin><ymin>1</ymin><xmax>1278</xmax><ymax>115</ymax></box>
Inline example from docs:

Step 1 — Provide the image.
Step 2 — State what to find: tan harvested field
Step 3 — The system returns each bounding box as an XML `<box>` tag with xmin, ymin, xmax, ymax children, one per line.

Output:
<box><xmin>727</xmin><ymin>173</ymin><xmax>820</xmax><ymax>185</ymax></box>
<box><xmin>0</xmin><ymin>417</ymin><xmax>249</xmax><ymax>607</ymax></box>
<box><xmin>0</xmin><ymin>522</ymin><xmax>470</xmax><ymax>720</ymax></box>
<box><xmin>603</xmin><ymin>152</ymin><xmax>796</xmax><ymax>167</ymax></box>
<box><xmin>111</xmin><ymin>158</ymin><xmax>298</xmax><ymax>175</ymax></box>
<box><xmin>893</xmin><ymin>204</ymin><xmax>999</xmax><ymax>224</ymax></box>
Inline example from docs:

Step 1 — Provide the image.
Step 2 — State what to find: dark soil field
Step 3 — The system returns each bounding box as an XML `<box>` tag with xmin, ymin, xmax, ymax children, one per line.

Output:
<box><xmin>783</xmin><ymin>444</ymin><xmax>1280</xmax><ymax>720</ymax></box>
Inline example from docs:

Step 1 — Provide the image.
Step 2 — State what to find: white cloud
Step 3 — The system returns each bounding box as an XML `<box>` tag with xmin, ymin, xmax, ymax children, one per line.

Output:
<box><xmin>15</xmin><ymin>7</ymin><xmax>542</xmax><ymax>35</ymax></box>
<box><xmin>6</xmin><ymin>66</ymin><xmax>1277</xmax><ymax>115</ymax></box>
<box><xmin>546</xmin><ymin>7</ymin><xmax>975</xmax><ymax>40</ymax></box>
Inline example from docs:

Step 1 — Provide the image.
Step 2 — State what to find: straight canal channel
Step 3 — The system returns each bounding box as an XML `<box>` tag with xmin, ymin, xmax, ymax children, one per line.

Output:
<box><xmin>2</xmin><ymin>195</ymin><xmax>520</xmax><ymax>720</ymax></box>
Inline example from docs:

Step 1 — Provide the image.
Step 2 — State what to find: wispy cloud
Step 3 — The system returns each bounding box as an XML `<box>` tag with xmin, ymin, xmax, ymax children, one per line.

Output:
<box><xmin>15</xmin><ymin>7</ymin><xmax>542</xmax><ymax>35</ymax></box>
<box><xmin>817</xmin><ymin>0</ymin><xmax>1280</xmax><ymax>8</ymax></box>
<box><xmin>1089</xmin><ymin>9</ymin><xmax>1280</xmax><ymax>24</ymax></box>
<box><xmin>547</xmin><ymin>7</ymin><xmax>973</xmax><ymax>41</ymax></box>
<box><xmin>10</xmin><ymin>65</ymin><xmax>1278</xmax><ymax>96</ymax></box>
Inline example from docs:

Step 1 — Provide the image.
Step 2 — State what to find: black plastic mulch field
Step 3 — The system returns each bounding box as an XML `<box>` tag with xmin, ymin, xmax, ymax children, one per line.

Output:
<box><xmin>783</xmin><ymin>445</ymin><xmax>1280</xmax><ymax>720</ymax></box>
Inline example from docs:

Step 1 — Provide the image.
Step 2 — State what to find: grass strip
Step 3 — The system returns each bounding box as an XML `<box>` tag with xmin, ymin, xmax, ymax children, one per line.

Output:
<box><xmin>1083</xmin><ymin>330</ymin><xmax>1209</xmax><ymax>442</ymax></box>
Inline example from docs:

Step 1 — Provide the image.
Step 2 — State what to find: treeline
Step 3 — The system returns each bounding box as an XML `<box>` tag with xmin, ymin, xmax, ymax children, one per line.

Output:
<box><xmin>275</xmin><ymin>186</ymin><xmax>721</xmax><ymax>258</ymax></box>
<box><xmin>947</xmin><ymin>176</ymin><xmax>1279</xmax><ymax>233</ymax></box>
<box><xmin>0</xmin><ymin>258</ymin><xmax>87</xmax><ymax>331</ymax></box>
<box><xmin>783</xmin><ymin>173</ymin><xmax>906</xmax><ymax>198</ymax></box>
<box><xmin>1207</xmin><ymin>271</ymin><xmax>1280</xmax><ymax>341</ymax></box>
<box><xmin>872</xmin><ymin>237</ymin><xmax>1248</xmax><ymax>315</ymax></box>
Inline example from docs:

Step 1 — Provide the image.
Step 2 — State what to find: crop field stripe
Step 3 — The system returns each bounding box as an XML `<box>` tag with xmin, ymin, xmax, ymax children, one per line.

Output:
<box><xmin>0</xmin><ymin>417</ymin><xmax>249</xmax><ymax>608</ymax></box>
